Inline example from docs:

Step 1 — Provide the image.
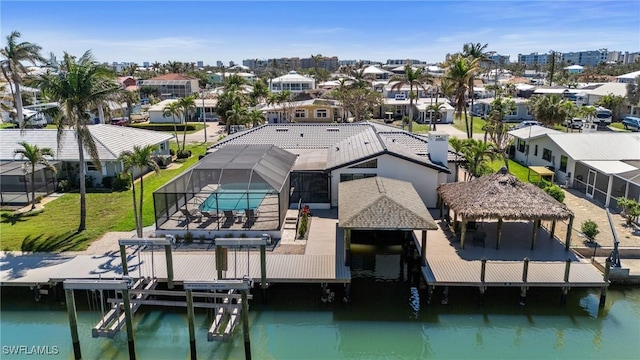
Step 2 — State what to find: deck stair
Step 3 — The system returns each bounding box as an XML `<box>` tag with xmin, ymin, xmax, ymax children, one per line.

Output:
<box><xmin>283</xmin><ymin>211</ymin><xmax>298</xmax><ymax>230</ymax></box>
<box><xmin>92</xmin><ymin>278</ymin><xmax>157</xmax><ymax>338</ymax></box>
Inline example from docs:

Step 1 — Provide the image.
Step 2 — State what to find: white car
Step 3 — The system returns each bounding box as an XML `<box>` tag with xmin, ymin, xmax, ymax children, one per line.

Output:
<box><xmin>515</xmin><ymin>120</ymin><xmax>540</xmax><ymax>129</ymax></box>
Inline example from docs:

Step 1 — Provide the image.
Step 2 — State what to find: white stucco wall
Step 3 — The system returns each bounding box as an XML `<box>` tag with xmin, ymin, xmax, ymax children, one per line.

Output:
<box><xmin>512</xmin><ymin>137</ymin><xmax>574</xmax><ymax>185</ymax></box>
<box><xmin>330</xmin><ymin>153</ymin><xmax>447</xmax><ymax>208</ymax></box>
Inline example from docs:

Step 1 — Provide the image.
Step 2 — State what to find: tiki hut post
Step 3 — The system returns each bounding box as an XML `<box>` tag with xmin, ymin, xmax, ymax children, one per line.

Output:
<box><xmin>453</xmin><ymin>212</ymin><xmax>458</xmax><ymax>232</ymax></box>
<box><xmin>460</xmin><ymin>220</ymin><xmax>468</xmax><ymax>249</ymax></box>
<box><xmin>439</xmin><ymin>196</ymin><xmax>444</xmax><ymax>219</ymax></box>
<box><xmin>496</xmin><ymin>218</ymin><xmax>503</xmax><ymax>250</ymax></box>
<box><xmin>550</xmin><ymin>219</ymin><xmax>557</xmax><ymax>239</ymax></box>
<box><xmin>565</xmin><ymin>215</ymin><xmax>574</xmax><ymax>250</ymax></box>
<box><xmin>421</xmin><ymin>230</ymin><xmax>427</xmax><ymax>266</ymax></box>
<box><xmin>530</xmin><ymin>219</ymin><xmax>540</xmax><ymax>250</ymax></box>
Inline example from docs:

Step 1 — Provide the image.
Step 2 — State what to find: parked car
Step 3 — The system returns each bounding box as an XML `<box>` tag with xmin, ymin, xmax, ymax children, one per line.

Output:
<box><xmin>111</xmin><ymin>117</ymin><xmax>129</xmax><ymax>126</ymax></box>
<box><xmin>515</xmin><ymin>120</ymin><xmax>540</xmax><ymax>129</ymax></box>
<box><xmin>622</xmin><ymin>116</ymin><xmax>640</xmax><ymax>131</ymax></box>
<box><xmin>566</xmin><ymin>118</ymin><xmax>583</xmax><ymax>129</ymax></box>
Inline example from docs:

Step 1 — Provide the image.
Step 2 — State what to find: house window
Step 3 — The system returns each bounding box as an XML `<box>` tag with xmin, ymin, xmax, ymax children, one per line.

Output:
<box><xmin>534</xmin><ymin>145</ymin><xmax>538</xmax><ymax>156</ymax></box>
<box><xmin>295</xmin><ymin>109</ymin><xmax>307</xmax><ymax>118</ymax></box>
<box><xmin>517</xmin><ymin>139</ymin><xmax>526</xmax><ymax>153</ymax></box>
<box><xmin>560</xmin><ymin>155</ymin><xmax>568</xmax><ymax>172</ymax></box>
<box><xmin>315</xmin><ymin>109</ymin><xmax>328</xmax><ymax>118</ymax></box>
<box><xmin>509</xmin><ymin>108</ymin><xmax>517</xmax><ymax>116</ymax></box>
<box><xmin>542</xmin><ymin>148</ymin><xmax>552</xmax><ymax>162</ymax></box>
<box><xmin>87</xmin><ymin>162</ymin><xmax>98</xmax><ymax>171</ymax></box>
<box><xmin>349</xmin><ymin>159</ymin><xmax>378</xmax><ymax>169</ymax></box>
<box><xmin>339</xmin><ymin>173</ymin><xmax>377</xmax><ymax>182</ymax></box>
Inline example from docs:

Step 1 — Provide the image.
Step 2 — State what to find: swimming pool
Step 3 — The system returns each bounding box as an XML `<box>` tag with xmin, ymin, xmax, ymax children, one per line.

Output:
<box><xmin>199</xmin><ymin>183</ymin><xmax>271</xmax><ymax>212</ymax></box>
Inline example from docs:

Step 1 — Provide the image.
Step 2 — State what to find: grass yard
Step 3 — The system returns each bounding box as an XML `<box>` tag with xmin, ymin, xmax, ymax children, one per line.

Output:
<box><xmin>609</xmin><ymin>122</ymin><xmax>631</xmax><ymax>132</ymax></box>
<box><xmin>0</xmin><ymin>143</ymin><xmax>209</xmax><ymax>252</ymax></box>
<box><xmin>488</xmin><ymin>158</ymin><xmax>532</xmax><ymax>183</ymax></box>
<box><xmin>451</xmin><ymin>116</ymin><xmax>486</xmax><ymax>136</ymax></box>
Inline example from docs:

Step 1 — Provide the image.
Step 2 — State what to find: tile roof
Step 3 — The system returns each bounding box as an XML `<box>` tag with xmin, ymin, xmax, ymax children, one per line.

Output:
<box><xmin>150</xmin><ymin>73</ymin><xmax>198</xmax><ymax>81</ymax></box>
<box><xmin>339</xmin><ymin>176</ymin><xmax>438</xmax><ymax>230</ymax></box>
<box><xmin>0</xmin><ymin>125</ymin><xmax>173</xmax><ymax>161</ymax></box>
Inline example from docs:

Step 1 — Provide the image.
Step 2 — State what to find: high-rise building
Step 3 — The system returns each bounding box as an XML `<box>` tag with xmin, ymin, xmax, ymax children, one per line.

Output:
<box><xmin>561</xmin><ymin>49</ymin><xmax>608</xmax><ymax>66</ymax></box>
<box><xmin>216</xmin><ymin>61</ymin><xmax>223</xmax><ymax>68</ymax></box>
<box><xmin>386</xmin><ymin>59</ymin><xmax>424</xmax><ymax>65</ymax></box>
<box><xmin>197</xmin><ymin>61</ymin><xmax>204</xmax><ymax>68</ymax></box>
<box><xmin>143</xmin><ymin>61</ymin><xmax>150</xmax><ymax>68</ymax></box>
<box><xmin>517</xmin><ymin>52</ymin><xmax>551</xmax><ymax>65</ymax></box>
<box><xmin>487</xmin><ymin>54</ymin><xmax>510</xmax><ymax>65</ymax></box>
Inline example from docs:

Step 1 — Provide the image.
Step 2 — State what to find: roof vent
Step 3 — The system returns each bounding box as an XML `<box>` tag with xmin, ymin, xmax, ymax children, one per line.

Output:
<box><xmin>335</xmin><ymin>146</ymin><xmax>340</xmax><ymax>151</ymax></box>
<box><xmin>300</xmin><ymin>133</ymin><xmax>304</xmax><ymax>137</ymax></box>
<box><xmin>499</xmin><ymin>166</ymin><xmax>508</xmax><ymax>175</ymax></box>
<box><xmin>326</xmin><ymin>127</ymin><xmax>340</xmax><ymax>132</ymax></box>
<box><xmin>275</xmin><ymin>127</ymin><xmax>289</xmax><ymax>132</ymax></box>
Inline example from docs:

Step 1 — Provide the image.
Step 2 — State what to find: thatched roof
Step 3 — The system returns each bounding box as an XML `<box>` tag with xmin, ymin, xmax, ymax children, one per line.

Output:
<box><xmin>437</xmin><ymin>170</ymin><xmax>573</xmax><ymax>221</ymax></box>
<box><xmin>339</xmin><ymin>177</ymin><xmax>438</xmax><ymax>230</ymax></box>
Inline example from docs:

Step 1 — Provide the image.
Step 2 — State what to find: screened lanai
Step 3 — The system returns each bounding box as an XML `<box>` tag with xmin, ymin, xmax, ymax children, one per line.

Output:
<box><xmin>154</xmin><ymin>144</ymin><xmax>297</xmax><ymax>232</ymax></box>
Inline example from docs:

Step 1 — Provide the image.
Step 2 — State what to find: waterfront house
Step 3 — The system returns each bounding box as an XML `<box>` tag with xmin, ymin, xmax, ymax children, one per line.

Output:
<box><xmin>508</xmin><ymin>126</ymin><xmax>640</xmax><ymax>209</ymax></box>
<box><xmin>149</xmin><ymin>98</ymin><xmax>219</xmax><ymax>123</ymax></box>
<box><xmin>473</xmin><ymin>97</ymin><xmax>533</xmax><ymax>122</ymax></box>
<box><xmin>269</xmin><ymin>71</ymin><xmax>315</xmax><ymax>94</ymax></box>
<box><xmin>138</xmin><ymin>73</ymin><xmax>200</xmax><ymax>99</ymax></box>
<box><xmin>0</xmin><ymin>125</ymin><xmax>173</xmax><ymax>204</ymax></box>
<box><xmin>259</xmin><ymin>99</ymin><xmax>342</xmax><ymax>123</ymax></box>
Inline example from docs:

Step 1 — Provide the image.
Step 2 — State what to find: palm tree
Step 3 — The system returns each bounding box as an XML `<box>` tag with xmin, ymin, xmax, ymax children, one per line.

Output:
<box><xmin>560</xmin><ymin>100</ymin><xmax>578</xmax><ymax>130</ymax></box>
<box><xmin>163</xmin><ymin>101</ymin><xmax>182</xmax><ymax>149</ymax></box>
<box><xmin>389</xmin><ymin>64</ymin><xmax>434</xmax><ymax>133</ymax></box>
<box><xmin>1</xmin><ymin>31</ymin><xmax>46</xmax><ymax>127</ymax></box>
<box><xmin>118</xmin><ymin>145</ymin><xmax>160</xmax><ymax>237</ymax></box>
<box><xmin>462</xmin><ymin>43</ymin><xmax>492</xmax><ymax>138</ymax></box>
<box><xmin>579</xmin><ymin>105</ymin><xmax>597</xmax><ymax>124</ymax></box>
<box><xmin>425</xmin><ymin>102</ymin><xmax>445</xmax><ymax>131</ymax></box>
<box><xmin>14</xmin><ymin>141</ymin><xmax>56</xmax><ymax>210</ymax></box>
<box><xmin>526</xmin><ymin>94</ymin><xmax>567</xmax><ymax>127</ymax></box>
<box><xmin>177</xmin><ymin>96</ymin><xmax>196</xmax><ymax>152</ymax></box>
<box><xmin>445</xmin><ymin>54</ymin><xmax>479</xmax><ymax>138</ymax></box>
<box><xmin>27</xmin><ymin>50</ymin><xmax>120</xmax><ymax>232</ymax></box>
<box><xmin>448</xmin><ymin>137</ymin><xmax>465</xmax><ymax>182</ymax></box>
<box><xmin>247</xmin><ymin>109</ymin><xmax>266</xmax><ymax>127</ymax></box>
<box><xmin>460</xmin><ymin>138</ymin><xmax>497</xmax><ymax>179</ymax></box>
<box><xmin>151</xmin><ymin>61</ymin><xmax>162</xmax><ymax>73</ymax></box>
<box><xmin>120</xmin><ymin>89</ymin><xmax>139</xmax><ymax>123</ymax></box>
<box><xmin>225</xmin><ymin>103</ymin><xmax>248</xmax><ymax>133</ymax></box>
<box><xmin>166</xmin><ymin>61</ymin><xmax>182</xmax><ymax>73</ymax></box>
<box><xmin>625</xmin><ymin>75</ymin><xmax>640</xmax><ymax>116</ymax></box>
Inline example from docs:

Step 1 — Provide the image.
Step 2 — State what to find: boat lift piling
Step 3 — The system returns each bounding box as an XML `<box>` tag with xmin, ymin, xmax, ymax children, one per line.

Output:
<box><xmin>118</xmin><ymin>236</ymin><xmax>175</xmax><ymax>287</ymax></box>
<box><xmin>63</xmin><ymin>280</ymin><xmax>133</xmax><ymax>360</ymax></box>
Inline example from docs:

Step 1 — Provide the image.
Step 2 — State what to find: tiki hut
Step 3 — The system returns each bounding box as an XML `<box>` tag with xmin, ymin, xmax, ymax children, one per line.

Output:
<box><xmin>437</xmin><ymin>168</ymin><xmax>574</xmax><ymax>249</ymax></box>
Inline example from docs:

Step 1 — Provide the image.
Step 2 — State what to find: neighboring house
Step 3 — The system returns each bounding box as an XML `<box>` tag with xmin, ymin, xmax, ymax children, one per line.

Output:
<box><xmin>149</xmin><ymin>98</ymin><xmax>219</xmax><ymax>123</ymax></box>
<box><xmin>379</xmin><ymin>82</ymin><xmax>454</xmax><ymax>123</ymax></box>
<box><xmin>209</xmin><ymin>122</ymin><xmax>458</xmax><ymax>208</ymax></box>
<box><xmin>269</xmin><ymin>71</ymin><xmax>315</xmax><ymax>93</ymax></box>
<box><xmin>138</xmin><ymin>73</ymin><xmax>200</xmax><ymax>99</ymax></box>
<box><xmin>574</xmin><ymin>82</ymin><xmax>628</xmax><ymax>107</ymax></box>
<box><xmin>509</xmin><ymin>126</ymin><xmax>640</xmax><ymax>208</ymax></box>
<box><xmin>118</xmin><ymin>76</ymin><xmax>137</xmax><ymax>88</ymax></box>
<box><xmin>0</xmin><ymin>125</ymin><xmax>173</xmax><ymax>187</ymax></box>
<box><xmin>259</xmin><ymin>99</ymin><xmax>343</xmax><ymax>123</ymax></box>
<box><xmin>209</xmin><ymin>72</ymin><xmax>256</xmax><ymax>85</ymax></box>
<box><xmin>564</xmin><ymin>65</ymin><xmax>584</xmax><ymax>74</ymax></box>
<box><xmin>616</xmin><ymin>70</ymin><xmax>640</xmax><ymax>84</ymax></box>
<box><xmin>362</xmin><ymin>66</ymin><xmax>393</xmax><ymax>80</ymax></box>
<box><xmin>473</xmin><ymin>97</ymin><xmax>533</xmax><ymax>122</ymax></box>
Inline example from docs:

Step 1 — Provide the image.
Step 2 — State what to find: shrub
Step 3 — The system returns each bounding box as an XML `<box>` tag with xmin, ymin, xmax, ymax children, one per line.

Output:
<box><xmin>581</xmin><ymin>220</ymin><xmax>599</xmax><ymax>242</ymax></box>
<box><xmin>101</xmin><ymin>176</ymin><xmax>114</xmax><ymax>189</ymax></box>
<box><xmin>129</xmin><ymin>123</ymin><xmax>197</xmax><ymax>132</ymax></box>
<box><xmin>544</xmin><ymin>184</ymin><xmax>565</xmax><ymax>202</ymax></box>
<box><xmin>298</xmin><ymin>212</ymin><xmax>309</xmax><ymax>239</ymax></box>
<box><xmin>198</xmin><ymin>234</ymin><xmax>206</xmax><ymax>244</ymax></box>
<box><xmin>34</xmin><ymin>195</ymin><xmax>44</xmax><ymax>204</ymax></box>
<box><xmin>85</xmin><ymin>176</ymin><xmax>95</xmax><ymax>189</ymax></box>
<box><xmin>176</xmin><ymin>150</ymin><xmax>192</xmax><ymax>159</ymax></box>
<box><xmin>57</xmin><ymin>179</ymin><xmax>71</xmax><ymax>193</ymax></box>
<box><xmin>169</xmin><ymin>149</ymin><xmax>176</xmax><ymax>156</ymax></box>
<box><xmin>617</xmin><ymin>197</ymin><xmax>640</xmax><ymax>226</ymax></box>
<box><xmin>112</xmin><ymin>173</ymin><xmax>131</xmax><ymax>191</ymax></box>
<box><xmin>184</xmin><ymin>232</ymin><xmax>194</xmax><ymax>243</ymax></box>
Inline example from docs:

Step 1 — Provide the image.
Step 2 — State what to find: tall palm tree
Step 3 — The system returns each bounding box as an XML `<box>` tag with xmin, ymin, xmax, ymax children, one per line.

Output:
<box><xmin>27</xmin><ymin>50</ymin><xmax>120</xmax><ymax>232</ymax></box>
<box><xmin>448</xmin><ymin>137</ymin><xmax>464</xmax><ymax>182</ymax></box>
<box><xmin>118</xmin><ymin>145</ymin><xmax>160</xmax><ymax>237</ymax></box>
<box><xmin>225</xmin><ymin>103</ymin><xmax>248</xmax><ymax>133</ymax></box>
<box><xmin>445</xmin><ymin>54</ymin><xmax>479</xmax><ymax>138</ymax></box>
<box><xmin>460</xmin><ymin>138</ymin><xmax>497</xmax><ymax>179</ymax></box>
<box><xmin>151</xmin><ymin>61</ymin><xmax>162</xmax><ymax>73</ymax></box>
<box><xmin>462</xmin><ymin>43</ymin><xmax>492</xmax><ymax>138</ymax></box>
<box><xmin>526</xmin><ymin>94</ymin><xmax>568</xmax><ymax>127</ymax></box>
<box><xmin>1</xmin><ymin>31</ymin><xmax>46</xmax><ymax>127</ymax></box>
<box><xmin>120</xmin><ymin>89</ymin><xmax>139</xmax><ymax>123</ymax></box>
<box><xmin>389</xmin><ymin>64</ymin><xmax>434</xmax><ymax>133</ymax></box>
<box><xmin>162</xmin><ymin>101</ymin><xmax>182</xmax><ymax>149</ymax></box>
<box><xmin>177</xmin><ymin>96</ymin><xmax>196</xmax><ymax>152</ymax></box>
<box><xmin>247</xmin><ymin>109</ymin><xmax>266</xmax><ymax>127</ymax></box>
<box><xmin>579</xmin><ymin>105</ymin><xmax>597</xmax><ymax>124</ymax></box>
<box><xmin>14</xmin><ymin>141</ymin><xmax>57</xmax><ymax>210</ymax></box>
<box><xmin>626</xmin><ymin>75</ymin><xmax>640</xmax><ymax>116</ymax></box>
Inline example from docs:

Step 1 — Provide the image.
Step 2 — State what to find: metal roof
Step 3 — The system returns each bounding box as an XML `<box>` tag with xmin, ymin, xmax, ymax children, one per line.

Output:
<box><xmin>0</xmin><ymin>125</ymin><xmax>173</xmax><ymax>161</ymax></box>
<box><xmin>0</xmin><ymin>160</ymin><xmax>60</xmax><ymax>176</ymax></box>
<box><xmin>338</xmin><ymin>177</ymin><xmax>438</xmax><ymax>230</ymax></box>
<box><xmin>325</xmin><ymin>128</ymin><xmax>384</xmax><ymax>169</ymax></box>
<box><xmin>581</xmin><ymin>160</ymin><xmax>638</xmax><ymax>175</ymax></box>
<box><xmin>508</xmin><ymin>125</ymin><xmax>561</xmax><ymax>139</ymax></box>
<box><xmin>271</xmin><ymin>71</ymin><xmax>314</xmax><ymax>83</ymax></box>
<box><xmin>547</xmin><ymin>132</ymin><xmax>640</xmax><ymax>160</ymax></box>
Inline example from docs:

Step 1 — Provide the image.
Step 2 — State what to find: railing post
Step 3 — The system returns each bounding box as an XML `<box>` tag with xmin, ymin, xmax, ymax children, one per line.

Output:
<box><xmin>600</xmin><ymin>257</ymin><xmax>612</xmax><ymax>308</ymax></box>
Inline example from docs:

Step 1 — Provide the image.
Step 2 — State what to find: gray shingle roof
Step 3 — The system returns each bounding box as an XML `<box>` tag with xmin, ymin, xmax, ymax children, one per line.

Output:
<box><xmin>0</xmin><ymin>125</ymin><xmax>173</xmax><ymax>161</ymax></box>
<box><xmin>339</xmin><ymin>176</ymin><xmax>438</xmax><ymax>230</ymax></box>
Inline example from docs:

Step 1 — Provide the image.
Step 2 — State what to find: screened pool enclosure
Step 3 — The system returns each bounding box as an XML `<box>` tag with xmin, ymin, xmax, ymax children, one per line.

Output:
<box><xmin>154</xmin><ymin>144</ymin><xmax>297</xmax><ymax>232</ymax></box>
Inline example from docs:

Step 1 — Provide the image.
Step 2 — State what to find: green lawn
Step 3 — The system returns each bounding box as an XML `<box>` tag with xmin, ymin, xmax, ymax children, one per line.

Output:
<box><xmin>0</xmin><ymin>143</ymin><xmax>209</xmax><ymax>252</ymax></box>
<box><xmin>488</xmin><ymin>158</ymin><xmax>532</xmax><ymax>183</ymax></box>
<box><xmin>609</xmin><ymin>122</ymin><xmax>631</xmax><ymax>132</ymax></box>
<box><xmin>129</xmin><ymin>122</ymin><xmax>205</xmax><ymax>134</ymax></box>
<box><xmin>451</xmin><ymin>116</ymin><xmax>486</xmax><ymax>136</ymax></box>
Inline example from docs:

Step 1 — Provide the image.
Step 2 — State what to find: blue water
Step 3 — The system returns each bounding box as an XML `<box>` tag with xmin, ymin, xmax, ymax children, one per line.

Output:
<box><xmin>199</xmin><ymin>183</ymin><xmax>270</xmax><ymax>212</ymax></box>
<box><xmin>1</xmin><ymin>245</ymin><xmax>639</xmax><ymax>360</ymax></box>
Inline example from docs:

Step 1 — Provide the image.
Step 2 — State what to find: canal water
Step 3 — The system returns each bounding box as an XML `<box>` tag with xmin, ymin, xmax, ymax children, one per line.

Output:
<box><xmin>1</xmin><ymin>244</ymin><xmax>639</xmax><ymax>359</ymax></box>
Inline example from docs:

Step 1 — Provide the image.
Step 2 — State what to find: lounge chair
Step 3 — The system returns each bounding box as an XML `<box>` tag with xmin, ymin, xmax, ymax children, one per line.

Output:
<box><xmin>245</xmin><ymin>209</ymin><xmax>258</xmax><ymax>221</ymax></box>
<box><xmin>180</xmin><ymin>208</ymin><xmax>202</xmax><ymax>223</ymax></box>
<box><xmin>201</xmin><ymin>210</ymin><xmax>219</xmax><ymax>220</ymax></box>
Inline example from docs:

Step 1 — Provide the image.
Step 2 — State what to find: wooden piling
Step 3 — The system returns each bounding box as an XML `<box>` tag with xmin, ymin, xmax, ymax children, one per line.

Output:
<box><xmin>550</xmin><ymin>220</ymin><xmax>556</xmax><ymax>239</ymax></box>
<box><xmin>421</xmin><ymin>231</ymin><xmax>427</xmax><ymax>266</ymax></box>
<box><xmin>344</xmin><ymin>229</ymin><xmax>352</xmax><ymax>266</ymax></box>
<box><xmin>496</xmin><ymin>218</ymin><xmax>503</xmax><ymax>249</ymax></box>
<box><xmin>565</xmin><ymin>216</ymin><xmax>574</xmax><ymax>251</ymax></box>
<box><xmin>600</xmin><ymin>258</ymin><xmax>612</xmax><ymax>308</ymax></box>
<box><xmin>216</xmin><ymin>245</ymin><xmax>224</xmax><ymax>280</ymax></box>
<box><xmin>460</xmin><ymin>221</ymin><xmax>467</xmax><ymax>249</ymax></box>
<box><xmin>122</xmin><ymin>288</ymin><xmax>136</xmax><ymax>360</ymax></box>
<box><xmin>522</xmin><ymin>257</ymin><xmax>530</xmax><ymax>282</ymax></box>
<box><xmin>260</xmin><ymin>244</ymin><xmax>267</xmax><ymax>303</ymax></box>
<box><xmin>186</xmin><ymin>289</ymin><xmax>196</xmax><ymax>360</ymax></box>
<box><xmin>530</xmin><ymin>219</ymin><xmax>540</xmax><ymax>250</ymax></box>
<box><xmin>119</xmin><ymin>244</ymin><xmax>128</xmax><ymax>276</ymax></box>
<box><xmin>564</xmin><ymin>258</ymin><xmax>571</xmax><ymax>283</ymax></box>
<box><xmin>241</xmin><ymin>289</ymin><xmax>251</xmax><ymax>360</ymax></box>
<box><xmin>165</xmin><ymin>244</ymin><xmax>174</xmax><ymax>289</ymax></box>
<box><xmin>480</xmin><ymin>258</ymin><xmax>487</xmax><ymax>283</ymax></box>
<box><xmin>64</xmin><ymin>289</ymin><xmax>81</xmax><ymax>360</ymax></box>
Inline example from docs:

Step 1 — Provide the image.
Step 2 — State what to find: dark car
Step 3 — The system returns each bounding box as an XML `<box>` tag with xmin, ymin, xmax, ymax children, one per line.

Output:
<box><xmin>622</xmin><ymin>116</ymin><xmax>640</xmax><ymax>131</ymax></box>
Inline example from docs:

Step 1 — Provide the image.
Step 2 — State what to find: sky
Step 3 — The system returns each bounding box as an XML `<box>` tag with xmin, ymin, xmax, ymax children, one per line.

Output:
<box><xmin>1</xmin><ymin>0</ymin><xmax>639</xmax><ymax>66</ymax></box>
